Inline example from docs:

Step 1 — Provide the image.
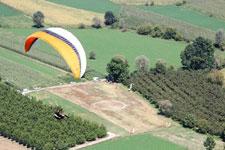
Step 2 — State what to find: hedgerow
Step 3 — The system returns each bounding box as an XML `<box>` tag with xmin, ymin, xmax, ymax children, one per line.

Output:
<box><xmin>0</xmin><ymin>82</ymin><xmax>107</xmax><ymax>149</ymax></box>
<box><xmin>127</xmin><ymin>70</ymin><xmax>225</xmax><ymax>138</ymax></box>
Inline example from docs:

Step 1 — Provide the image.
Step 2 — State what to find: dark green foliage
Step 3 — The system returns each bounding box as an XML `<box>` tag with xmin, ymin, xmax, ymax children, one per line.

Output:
<box><xmin>181</xmin><ymin>37</ymin><xmax>215</xmax><ymax>70</ymax></box>
<box><xmin>32</xmin><ymin>11</ymin><xmax>44</xmax><ymax>28</ymax></box>
<box><xmin>151</xmin><ymin>60</ymin><xmax>167</xmax><ymax>74</ymax></box>
<box><xmin>162</xmin><ymin>28</ymin><xmax>177</xmax><ymax>40</ymax></box>
<box><xmin>106</xmin><ymin>55</ymin><xmax>129</xmax><ymax>83</ymax></box>
<box><xmin>137</xmin><ymin>25</ymin><xmax>152</xmax><ymax>35</ymax></box>
<box><xmin>127</xmin><ymin>70</ymin><xmax>225</xmax><ymax>138</ymax></box>
<box><xmin>204</xmin><ymin>136</ymin><xmax>216</xmax><ymax>150</ymax></box>
<box><xmin>214</xmin><ymin>29</ymin><xmax>225</xmax><ymax>51</ymax></box>
<box><xmin>89</xmin><ymin>51</ymin><xmax>96</xmax><ymax>60</ymax></box>
<box><xmin>0</xmin><ymin>83</ymin><xmax>107</xmax><ymax>149</ymax></box>
<box><xmin>104</xmin><ymin>11</ymin><xmax>116</xmax><ymax>25</ymax></box>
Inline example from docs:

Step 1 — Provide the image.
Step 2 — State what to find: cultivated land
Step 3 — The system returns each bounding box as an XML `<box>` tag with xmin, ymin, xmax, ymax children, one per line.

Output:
<box><xmin>83</xmin><ymin>133</ymin><xmax>185</xmax><ymax>150</ymax></box>
<box><xmin>140</xmin><ymin>5</ymin><xmax>225</xmax><ymax>31</ymax></box>
<box><xmin>0</xmin><ymin>47</ymin><xmax>70</xmax><ymax>89</ymax></box>
<box><xmin>0</xmin><ymin>0</ymin><xmax>103</xmax><ymax>26</ymax></box>
<box><xmin>47</xmin><ymin>81</ymin><xmax>170</xmax><ymax>133</ymax></box>
<box><xmin>3</xmin><ymin>28</ymin><xmax>186</xmax><ymax>74</ymax></box>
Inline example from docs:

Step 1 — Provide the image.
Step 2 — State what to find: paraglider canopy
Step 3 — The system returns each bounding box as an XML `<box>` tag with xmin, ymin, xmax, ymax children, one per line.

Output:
<box><xmin>24</xmin><ymin>27</ymin><xmax>87</xmax><ymax>79</ymax></box>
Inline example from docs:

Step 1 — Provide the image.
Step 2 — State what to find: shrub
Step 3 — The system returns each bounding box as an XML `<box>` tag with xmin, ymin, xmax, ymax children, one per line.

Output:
<box><xmin>32</xmin><ymin>11</ymin><xmax>44</xmax><ymax>28</ymax></box>
<box><xmin>162</xmin><ymin>28</ymin><xmax>177</xmax><ymax>40</ymax></box>
<box><xmin>207</xmin><ymin>70</ymin><xmax>224</xmax><ymax>86</ymax></box>
<box><xmin>137</xmin><ymin>25</ymin><xmax>152</xmax><ymax>35</ymax></box>
<box><xmin>135</xmin><ymin>55</ymin><xmax>150</xmax><ymax>72</ymax></box>
<box><xmin>214</xmin><ymin>29</ymin><xmax>225</xmax><ymax>50</ymax></box>
<box><xmin>106</xmin><ymin>55</ymin><xmax>129</xmax><ymax>83</ymax></box>
<box><xmin>78</xmin><ymin>23</ymin><xmax>86</xmax><ymax>29</ymax></box>
<box><xmin>204</xmin><ymin>136</ymin><xmax>216</xmax><ymax>150</ymax></box>
<box><xmin>151</xmin><ymin>60</ymin><xmax>167</xmax><ymax>74</ymax></box>
<box><xmin>104</xmin><ymin>11</ymin><xmax>116</xmax><ymax>25</ymax></box>
<box><xmin>92</xmin><ymin>17</ymin><xmax>102</xmax><ymax>29</ymax></box>
<box><xmin>96</xmin><ymin>125</ymin><xmax>107</xmax><ymax>138</ymax></box>
<box><xmin>150</xmin><ymin>1</ymin><xmax>154</xmax><ymax>6</ymax></box>
<box><xmin>89</xmin><ymin>51</ymin><xmax>96</xmax><ymax>60</ymax></box>
<box><xmin>151</xmin><ymin>26</ymin><xmax>163</xmax><ymax>38</ymax></box>
<box><xmin>182</xmin><ymin>114</ymin><xmax>196</xmax><ymax>128</ymax></box>
<box><xmin>157</xmin><ymin>100</ymin><xmax>173</xmax><ymax>117</ymax></box>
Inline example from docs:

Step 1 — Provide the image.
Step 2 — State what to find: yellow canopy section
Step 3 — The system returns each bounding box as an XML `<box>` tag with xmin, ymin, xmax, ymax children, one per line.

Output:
<box><xmin>25</xmin><ymin>31</ymin><xmax>81</xmax><ymax>79</ymax></box>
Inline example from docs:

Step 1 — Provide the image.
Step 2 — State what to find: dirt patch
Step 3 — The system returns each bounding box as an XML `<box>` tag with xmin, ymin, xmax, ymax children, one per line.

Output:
<box><xmin>0</xmin><ymin>0</ymin><xmax>103</xmax><ymax>26</ymax></box>
<box><xmin>48</xmin><ymin>81</ymin><xmax>170</xmax><ymax>134</ymax></box>
<box><xmin>0</xmin><ymin>136</ymin><xmax>28</xmax><ymax>150</ymax></box>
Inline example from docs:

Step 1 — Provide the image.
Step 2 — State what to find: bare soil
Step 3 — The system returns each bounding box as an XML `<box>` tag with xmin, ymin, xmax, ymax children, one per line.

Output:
<box><xmin>0</xmin><ymin>137</ymin><xmax>28</xmax><ymax>150</ymax></box>
<box><xmin>48</xmin><ymin>81</ymin><xmax>171</xmax><ymax>134</ymax></box>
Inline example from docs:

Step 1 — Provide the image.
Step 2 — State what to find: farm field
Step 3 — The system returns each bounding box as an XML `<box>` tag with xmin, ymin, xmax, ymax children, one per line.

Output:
<box><xmin>47</xmin><ymin>0</ymin><xmax>120</xmax><ymax>14</ymax></box>
<box><xmin>83</xmin><ymin>133</ymin><xmax>185</xmax><ymax>150</ymax></box>
<box><xmin>140</xmin><ymin>5</ymin><xmax>225</xmax><ymax>31</ymax></box>
<box><xmin>0</xmin><ymin>3</ymin><xmax>32</xmax><ymax>28</ymax></box>
<box><xmin>0</xmin><ymin>0</ymin><xmax>103</xmax><ymax>26</ymax></box>
<box><xmin>5</xmin><ymin>28</ymin><xmax>186</xmax><ymax>74</ymax></box>
<box><xmin>30</xmin><ymin>90</ymin><xmax>127</xmax><ymax>136</ymax></box>
<box><xmin>46</xmin><ymin>81</ymin><xmax>170</xmax><ymax>133</ymax></box>
<box><xmin>0</xmin><ymin>47</ymin><xmax>70</xmax><ymax>89</ymax></box>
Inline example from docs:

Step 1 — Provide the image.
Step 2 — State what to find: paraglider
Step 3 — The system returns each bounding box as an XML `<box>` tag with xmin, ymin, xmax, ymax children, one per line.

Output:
<box><xmin>24</xmin><ymin>27</ymin><xmax>87</xmax><ymax>79</ymax></box>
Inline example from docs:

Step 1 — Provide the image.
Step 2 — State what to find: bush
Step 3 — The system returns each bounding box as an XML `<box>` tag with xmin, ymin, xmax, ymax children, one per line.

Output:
<box><xmin>207</xmin><ymin>70</ymin><xmax>224</xmax><ymax>86</ymax></box>
<box><xmin>137</xmin><ymin>25</ymin><xmax>152</xmax><ymax>35</ymax></box>
<box><xmin>104</xmin><ymin>11</ymin><xmax>116</xmax><ymax>25</ymax></box>
<box><xmin>92</xmin><ymin>17</ymin><xmax>102</xmax><ymax>29</ymax></box>
<box><xmin>89</xmin><ymin>51</ymin><xmax>96</xmax><ymax>60</ymax></box>
<box><xmin>96</xmin><ymin>125</ymin><xmax>107</xmax><ymax>138</ymax></box>
<box><xmin>162</xmin><ymin>28</ymin><xmax>177</xmax><ymax>40</ymax></box>
<box><xmin>157</xmin><ymin>100</ymin><xmax>173</xmax><ymax>117</ymax></box>
<box><xmin>182</xmin><ymin>114</ymin><xmax>196</xmax><ymax>128</ymax></box>
<box><xmin>32</xmin><ymin>11</ymin><xmax>44</xmax><ymax>28</ymax></box>
<box><xmin>135</xmin><ymin>55</ymin><xmax>150</xmax><ymax>72</ymax></box>
<box><xmin>151</xmin><ymin>60</ymin><xmax>167</xmax><ymax>74</ymax></box>
<box><xmin>78</xmin><ymin>23</ymin><xmax>86</xmax><ymax>29</ymax></box>
<box><xmin>214</xmin><ymin>29</ymin><xmax>225</xmax><ymax>50</ymax></box>
<box><xmin>204</xmin><ymin>136</ymin><xmax>216</xmax><ymax>150</ymax></box>
<box><xmin>151</xmin><ymin>26</ymin><xmax>163</xmax><ymax>38</ymax></box>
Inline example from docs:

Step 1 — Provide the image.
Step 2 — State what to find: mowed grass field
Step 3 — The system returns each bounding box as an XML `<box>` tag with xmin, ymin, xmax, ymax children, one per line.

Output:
<box><xmin>7</xmin><ymin>28</ymin><xmax>186</xmax><ymax>74</ymax></box>
<box><xmin>0</xmin><ymin>47</ymin><xmax>70</xmax><ymax>89</ymax></box>
<box><xmin>83</xmin><ymin>133</ymin><xmax>186</xmax><ymax>150</ymax></box>
<box><xmin>112</xmin><ymin>0</ymin><xmax>181</xmax><ymax>5</ymax></box>
<box><xmin>30</xmin><ymin>91</ymin><xmax>127</xmax><ymax>135</ymax></box>
<box><xmin>140</xmin><ymin>5</ymin><xmax>225</xmax><ymax>31</ymax></box>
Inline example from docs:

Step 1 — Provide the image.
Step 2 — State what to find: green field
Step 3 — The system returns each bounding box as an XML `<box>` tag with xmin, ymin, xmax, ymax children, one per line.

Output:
<box><xmin>83</xmin><ymin>133</ymin><xmax>186</xmax><ymax>150</ymax></box>
<box><xmin>0</xmin><ymin>47</ymin><xmax>70</xmax><ymax>89</ymax></box>
<box><xmin>30</xmin><ymin>91</ymin><xmax>127</xmax><ymax>135</ymax></box>
<box><xmin>0</xmin><ymin>3</ymin><xmax>32</xmax><ymax>28</ymax></box>
<box><xmin>6</xmin><ymin>28</ymin><xmax>186</xmax><ymax>74</ymax></box>
<box><xmin>47</xmin><ymin>0</ymin><xmax>120</xmax><ymax>13</ymax></box>
<box><xmin>140</xmin><ymin>5</ymin><xmax>225</xmax><ymax>31</ymax></box>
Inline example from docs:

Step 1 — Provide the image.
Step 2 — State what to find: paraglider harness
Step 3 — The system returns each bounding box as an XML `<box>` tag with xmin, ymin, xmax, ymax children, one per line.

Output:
<box><xmin>54</xmin><ymin>108</ymin><xmax>69</xmax><ymax>120</ymax></box>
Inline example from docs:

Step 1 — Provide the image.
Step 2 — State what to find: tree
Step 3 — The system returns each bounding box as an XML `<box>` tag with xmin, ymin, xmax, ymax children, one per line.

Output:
<box><xmin>214</xmin><ymin>29</ymin><xmax>225</xmax><ymax>49</ymax></box>
<box><xmin>135</xmin><ymin>55</ymin><xmax>149</xmax><ymax>72</ymax></box>
<box><xmin>106</xmin><ymin>55</ymin><xmax>129</xmax><ymax>83</ymax></box>
<box><xmin>32</xmin><ymin>11</ymin><xmax>44</xmax><ymax>28</ymax></box>
<box><xmin>137</xmin><ymin>25</ymin><xmax>152</xmax><ymax>35</ymax></box>
<box><xmin>162</xmin><ymin>28</ymin><xmax>177</xmax><ymax>39</ymax></box>
<box><xmin>104</xmin><ymin>11</ymin><xmax>116</xmax><ymax>25</ymax></box>
<box><xmin>151</xmin><ymin>60</ymin><xmax>167</xmax><ymax>74</ymax></box>
<box><xmin>92</xmin><ymin>17</ymin><xmax>101</xmax><ymax>29</ymax></box>
<box><xmin>204</xmin><ymin>136</ymin><xmax>216</xmax><ymax>150</ymax></box>
<box><xmin>181</xmin><ymin>37</ymin><xmax>215</xmax><ymax>70</ymax></box>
